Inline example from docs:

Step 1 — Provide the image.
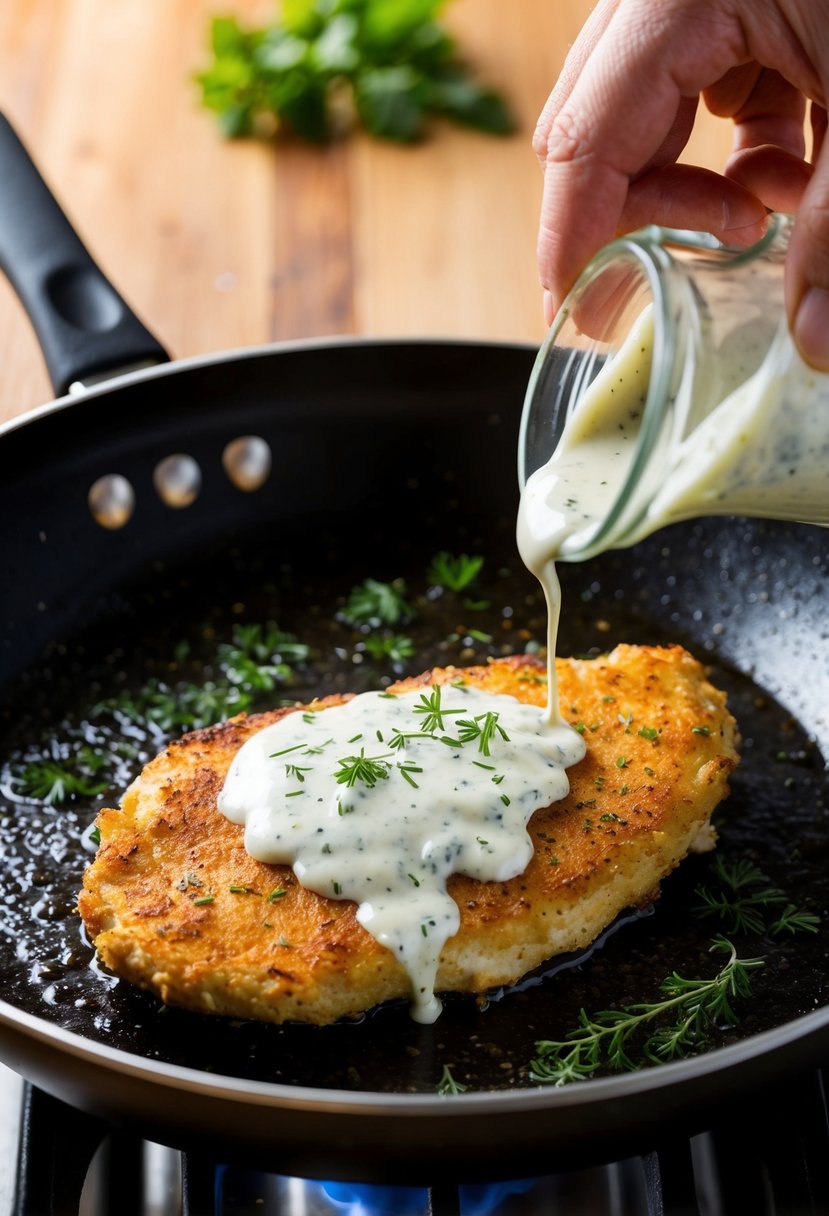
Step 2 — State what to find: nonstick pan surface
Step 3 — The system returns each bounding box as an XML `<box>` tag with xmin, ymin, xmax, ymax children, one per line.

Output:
<box><xmin>0</xmin><ymin>118</ymin><xmax>828</xmax><ymax>1183</ymax></box>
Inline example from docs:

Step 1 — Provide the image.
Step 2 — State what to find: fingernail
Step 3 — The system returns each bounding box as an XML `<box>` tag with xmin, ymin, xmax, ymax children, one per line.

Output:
<box><xmin>543</xmin><ymin>289</ymin><xmax>555</xmax><ymax>326</ymax></box>
<box><xmin>794</xmin><ymin>287</ymin><xmax>829</xmax><ymax>370</ymax></box>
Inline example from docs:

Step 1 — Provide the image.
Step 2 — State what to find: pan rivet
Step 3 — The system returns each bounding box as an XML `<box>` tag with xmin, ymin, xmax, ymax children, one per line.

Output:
<box><xmin>88</xmin><ymin>474</ymin><xmax>135</xmax><ymax>529</ymax></box>
<box><xmin>222</xmin><ymin>436</ymin><xmax>271</xmax><ymax>492</ymax></box>
<box><xmin>153</xmin><ymin>455</ymin><xmax>202</xmax><ymax>508</ymax></box>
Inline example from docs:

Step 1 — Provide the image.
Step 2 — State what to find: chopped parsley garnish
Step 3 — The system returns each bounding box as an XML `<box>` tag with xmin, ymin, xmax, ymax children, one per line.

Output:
<box><xmin>362</xmin><ymin>633</ymin><xmax>416</xmax><ymax>664</ymax></box>
<box><xmin>340</xmin><ymin>578</ymin><xmax>412</xmax><ymax>628</ymax></box>
<box><xmin>427</xmin><ymin>552</ymin><xmax>484</xmax><ymax>592</ymax></box>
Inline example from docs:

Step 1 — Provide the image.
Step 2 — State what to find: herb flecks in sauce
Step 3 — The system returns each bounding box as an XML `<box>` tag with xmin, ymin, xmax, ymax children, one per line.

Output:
<box><xmin>218</xmin><ymin>685</ymin><xmax>585</xmax><ymax>1023</ymax></box>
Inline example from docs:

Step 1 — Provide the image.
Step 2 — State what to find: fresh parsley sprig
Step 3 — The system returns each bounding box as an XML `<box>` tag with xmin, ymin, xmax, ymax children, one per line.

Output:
<box><xmin>197</xmin><ymin>0</ymin><xmax>514</xmax><ymax>144</ymax></box>
<box><xmin>95</xmin><ymin>620</ymin><xmax>308</xmax><ymax>736</ymax></box>
<box><xmin>14</xmin><ymin>750</ymin><xmax>110</xmax><ymax>806</ymax></box>
<box><xmin>340</xmin><ymin>578</ymin><xmax>412</xmax><ymax>628</ymax></box>
<box><xmin>361</xmin><ymin>633</ymin><xmax>416</xmax><ymax>664</ymax></box>
<box><xmin>530</xmin><ymin>938</ymin><xmax>764</xmax><ymax>1085</ymax></box>
<box><xmin>427</xmin><ymin>551</ymin><xmax>484</xmax><ymax>592</ymax></box>
<box><xmin>218</xmin><ymin>623</ymin><xmax>308</xmax><ymax>692</ymax></box>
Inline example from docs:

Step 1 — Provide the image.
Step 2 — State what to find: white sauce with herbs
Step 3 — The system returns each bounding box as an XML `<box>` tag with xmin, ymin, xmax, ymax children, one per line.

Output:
<box><xmin>218</xmin><ymin>684</ymin><xmax>585</xmax><ymax>1022</ymax></box>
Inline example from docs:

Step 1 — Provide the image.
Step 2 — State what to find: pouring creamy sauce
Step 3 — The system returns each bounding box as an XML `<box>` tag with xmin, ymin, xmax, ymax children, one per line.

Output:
<box><xmin>218</xmin><ymin>684</ymin><xmax>585</xmax><ymax>1022</ymax></box>
<box><xmin>518</xmin><ymin>308</ymin><xmax>829</xmax><ymax>566</ymax></box>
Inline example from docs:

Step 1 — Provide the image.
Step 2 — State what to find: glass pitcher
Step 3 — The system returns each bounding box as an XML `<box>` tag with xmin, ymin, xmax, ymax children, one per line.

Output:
<box><xmin>518</xmin><ymin>213</ymin><xmax>829</xmax><ymax>562</ymax></box>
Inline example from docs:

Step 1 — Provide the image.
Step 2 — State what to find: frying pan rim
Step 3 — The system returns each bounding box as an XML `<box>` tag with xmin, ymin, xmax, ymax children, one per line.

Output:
<box><xmin>2</xmin><ymin>990</ymin><xmax>827</xmax><ymax>1113</ymax></box>
<box><xmin>0</xmin><ymin>333</ymin><xmax>538</xmax><ymax>441</ymax></box>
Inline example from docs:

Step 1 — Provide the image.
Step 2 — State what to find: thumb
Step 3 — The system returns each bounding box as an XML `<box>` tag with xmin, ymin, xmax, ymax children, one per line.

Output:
<box><xmin>788</xmin><ymin>104</ymin><xmax>829</xmax><ymax>369</ymax></box>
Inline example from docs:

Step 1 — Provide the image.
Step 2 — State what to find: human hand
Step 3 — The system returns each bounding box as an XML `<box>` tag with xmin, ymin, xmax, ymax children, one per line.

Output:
<box><xmin>534</xmin><ymin>0</ymin><xmax>829</xmax><ymax>368</ymax></box>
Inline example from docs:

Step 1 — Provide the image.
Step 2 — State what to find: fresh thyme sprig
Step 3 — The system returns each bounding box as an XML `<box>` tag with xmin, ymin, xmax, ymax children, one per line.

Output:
<box><xmin>693</xmin><ymin>855</ymin><xmax>820</xmax><ymax>937</ymax></box>
<box><xmin>412</xmin><ymin>686</ymin><xmax>465</xmax><ymax>734</ymax></box>
<box><xmin>455</xmin><ymin>711</ymin><xmax>509</xmax><ymax>757</ymax></box>
<box><xmin>530</xmin><ymin>938</ymin><xmax>764</xmax><ymax>1086</ymax></box>
<box><xmin>770</xmin><ymin>905</ymin><xmax>822</xmax><ymax>935</ymax></box>
<box><xmin>334</xmin><ymin>749</ymin><xmax>392</xmax><ymax>789</ymax></box>
<box><xmin>436</xmin><ymin>1064</ymin><xmax>469</xmax><ymax>1095</ymax></box>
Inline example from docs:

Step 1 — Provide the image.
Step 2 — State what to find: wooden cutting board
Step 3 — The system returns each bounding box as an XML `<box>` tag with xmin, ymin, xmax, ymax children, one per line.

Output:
<box><xmin>0</xmin><ymin>0</ymin><xmax>732</xmax><ymax>422</ymax></box>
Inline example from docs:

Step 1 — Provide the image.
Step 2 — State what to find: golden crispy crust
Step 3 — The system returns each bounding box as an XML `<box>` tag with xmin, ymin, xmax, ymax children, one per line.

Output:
<box><xmin>78</xmin><ymin>646</ymin><xmax>738</xmax><ymax>1024</ymax></box>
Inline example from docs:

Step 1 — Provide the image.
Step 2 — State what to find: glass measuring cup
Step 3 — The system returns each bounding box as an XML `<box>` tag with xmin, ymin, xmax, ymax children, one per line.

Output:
<box><xmin>518</xmin><ymin>213</ymin><xmax>829</xmax><ymax>562</ymax></box>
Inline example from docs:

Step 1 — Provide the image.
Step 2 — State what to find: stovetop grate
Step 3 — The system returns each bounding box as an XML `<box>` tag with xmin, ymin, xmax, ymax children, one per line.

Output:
<box><xmin>8</xmin><ymin>1071</ymin><xmax>829</xmax><ymax>1216</ymax></box>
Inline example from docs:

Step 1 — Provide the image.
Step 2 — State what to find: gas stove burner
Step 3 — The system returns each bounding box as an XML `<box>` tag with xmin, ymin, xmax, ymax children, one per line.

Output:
<box><xmin>218</xmin><ymin>1178</ymin><xmax>537</xmax><ymax>1216</ymax></box>
<box><xmin>4</xmin><ymin>1066</ymin><xmax>829</xmax><ymax>1215</ymax></box>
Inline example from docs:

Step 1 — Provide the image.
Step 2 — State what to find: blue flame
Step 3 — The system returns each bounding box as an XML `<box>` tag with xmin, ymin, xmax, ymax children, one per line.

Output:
<box><xmin>320</xmin><ymin>1177</ymin><xmax>535</xmax><ymax>1215</ymax></box>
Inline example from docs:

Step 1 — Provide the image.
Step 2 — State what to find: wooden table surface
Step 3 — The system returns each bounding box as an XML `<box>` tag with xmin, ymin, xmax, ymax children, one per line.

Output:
<box><xmin>0</xmin><ymin>0</ymin><xmax>733</xmax><ymax>423</ymax></box>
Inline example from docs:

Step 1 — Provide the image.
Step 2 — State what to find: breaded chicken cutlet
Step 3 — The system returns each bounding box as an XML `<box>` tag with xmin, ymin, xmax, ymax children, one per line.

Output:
<box><xmin>79</xmin><ymin>645</ymin><xmax>738</xmax><ymax>1025</ymax></box>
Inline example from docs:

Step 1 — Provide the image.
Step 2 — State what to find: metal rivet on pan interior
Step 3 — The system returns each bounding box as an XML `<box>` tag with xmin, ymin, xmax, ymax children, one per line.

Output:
<box><xmin>222</xmin><ymin>435</ymin><xmax>272</xmax><ymax>492</ymax></box>
<box><xmin>153</xmin><ymin>454</ymin><xmax>201</xmax><ymax>508</ymax></box>
<box><xmin>88</xmin><ymin>474</ymin><xmax>135</xmax><ymax>529</ymax></box>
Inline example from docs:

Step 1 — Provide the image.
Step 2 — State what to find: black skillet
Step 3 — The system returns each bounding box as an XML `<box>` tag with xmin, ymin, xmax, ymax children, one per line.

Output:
<box><xmin>0</xmin><ymin>113</ymin><xmax>828</xmax><ymax>1185</ymax></box>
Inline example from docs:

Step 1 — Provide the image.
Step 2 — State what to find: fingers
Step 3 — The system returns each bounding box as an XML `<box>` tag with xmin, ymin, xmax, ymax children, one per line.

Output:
<box><xmin>726</xmin><ymin>145</ymin><xmax>812</xmax><ymax>212</ymax></box>
<box><xmin>619</xmin><ymin>164</ymin><xmax>769</xmax><ymax>241</ymax></box>
<box><xmin>784</xmin><ymin>3</ymin><xmax>829</xmax><ymax>367</ymax></box>
<box><xmin>787</xmin><ymin>162</ymin><xmax>829</xmax><ymax>368</ymax></box>
<box><xmin>535</xmin><ymin>0</ymin><xmax>744</xmax><ymax>312</ymax></box>
<box><xmin>706</xmin><ymin>65</ymin><xmax>807</xmax><ymax>158</ymax></box>
<box><xmin>532</xmin><ymin>0</ymin><xmax>620</xmax><ymax>170</ymax></box>
<box><xmin>712</xmin><ymin>65</ymin><xmax>811</xmax><ymax>210</ymax></box>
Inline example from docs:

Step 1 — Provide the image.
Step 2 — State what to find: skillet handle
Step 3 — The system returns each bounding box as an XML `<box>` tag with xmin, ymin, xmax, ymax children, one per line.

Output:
<box><xmin>0</xmin><ymin>114</ymin><xmax>169</xmax><ymax>396</ymax></box>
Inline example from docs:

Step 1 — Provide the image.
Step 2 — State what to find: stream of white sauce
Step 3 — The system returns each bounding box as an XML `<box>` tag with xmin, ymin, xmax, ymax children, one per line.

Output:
<box><xmin>218</xmin><ymin>685</ymin><xmax>585</xmax><ymax>1022</ymax></box>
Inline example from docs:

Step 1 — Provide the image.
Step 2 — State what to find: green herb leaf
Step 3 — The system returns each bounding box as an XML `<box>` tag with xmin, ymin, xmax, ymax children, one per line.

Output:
<box><xmin>341</xmin><ymin>578</ymin><xmax>412</xmax><ymax>628</ymax></box>
<box><xmin>455</xmin><ymin>710</ymin><xmax>508</xmax><ymax>756</ymax></box>
<box><xmin>362</xmin><ymin>633</ymin><xmax>416</xmax><ymax>664</ymax></box>
<box><xmin>334</xmin><ymin>748</ymin><xmax>391</xmax><ymax>788</ymax></box>
<box><xmin>436</xmin><ymin>1063</ymin><xmax>468</xmax><ymax>1094</ymax></box>
<box><xmin>412</xmin><ymin>686</ymin><xmax>463</xmax><ymax>734</ymax></box>
<box><xmin>14</xmin><ymin>749</ymin><xmax>111</xmax><ymax>806</ymax></box>
<box><xmin>427</xmin><ymin>551</ymin><xmax>484</xmax><ymax>592</ymax></box>
<box><xmin>693</xmin><ymin>855</ymin><xmax>821</xmax><ymax>938</ymax></box>
<box><xmin>197</xmin><ymin>2</ymin><xmax>512</xmax><ymax>145</ymax></box>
